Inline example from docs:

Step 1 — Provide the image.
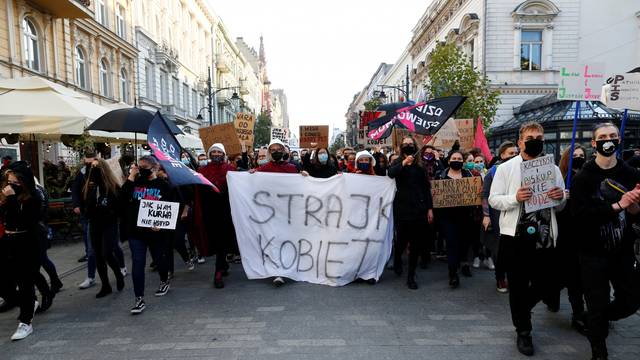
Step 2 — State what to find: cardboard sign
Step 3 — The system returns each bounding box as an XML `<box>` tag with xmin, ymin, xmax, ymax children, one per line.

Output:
<box><xmin>521</xmin><ymin>154</ymin><xmax>559</xmax><ymax>213</ymax></box>
<box><xmin>136</xmin><ymin>200</ymin><xmax>180</xmax><ymax>230</ymax></box>
<box><xmin>431</xmin><ymin>176</ymin><xmax>482</xmax><ymax>208</ymax></box>
<box><xmin>359</xmin><ymin>128</ymin><xmax>391</xmax><ymax>147</ymax></box>
<box><xmin>602</xmin><ymin>73</ymin><xmax>640</xmax><ymax>111</ymax></box>
<box><xmin>199</xmin><ymin>123</ymin><xmax>242</xmax><ymax>156</ymax></box>
<box><xmin>455</xmin><ymin>119</ymin><xmax>474</xmax><ymax>151</ymax></box>
<box><xmin>392</xmin><ymin>128</ymin><xmax>425</xmax><ymax>150</ymax></box>
<box><xmin>426</xmin><ymin>118</ymin><xmax>459</xmax><ymax>149</ymax></box>
<box><xmin>234</xmin><ymin>112</ymin><xmax>256</xmax><ymax>148</ymax></box>
<box><xmin>558</xmin><ymin>63</ymin><xmax>606</xmax><ymax>101</ymax></box>
<box><xmin>300</xmin><ymin>125</ymin><xmax>329</xmax><ymax>148</ymax></box>
<box><xmin>270</xmin><ymin>127</ymin><xmax>290</xmax><ymax>143</ymax></box>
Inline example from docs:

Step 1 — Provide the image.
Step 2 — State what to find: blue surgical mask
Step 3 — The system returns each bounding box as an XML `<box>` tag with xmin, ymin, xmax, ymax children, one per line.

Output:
<box><xmin>258</xmin><ymin>159</ymin><xmax>268</xmax><ymax>166</ymax></box>
<box><xmin>318</xmin><ymin>153</ymin><xmax>328</xmax><ymax>164</ymax></box>
<box><xmin>474</xmin><ymin>163</ymin><xmax>485</xmax><ymax>171</ymax></box>
<box><xmin>181</xmin><ymin>158</ymin><xmax>190</xmax><ymax>165</ymax></box>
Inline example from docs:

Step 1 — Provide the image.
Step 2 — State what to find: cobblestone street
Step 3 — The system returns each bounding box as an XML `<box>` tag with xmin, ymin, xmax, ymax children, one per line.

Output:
<box><xmin>1</xmin><ymin>247</ymin><xmax>639</xmax><ymax>360</ymax></box>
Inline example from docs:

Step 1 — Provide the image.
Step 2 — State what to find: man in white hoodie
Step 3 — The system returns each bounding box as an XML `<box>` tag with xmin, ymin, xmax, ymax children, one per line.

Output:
<box><xmin>489</xmin><ymin>121</ymin><xmax>566</xmax><ymax>357</ymax></box>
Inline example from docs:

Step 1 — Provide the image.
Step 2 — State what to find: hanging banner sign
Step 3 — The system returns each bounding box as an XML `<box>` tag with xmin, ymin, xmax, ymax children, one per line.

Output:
<box><xmin>137</xmin><ymin>200</ymin><xmax>180</xmax><ymax>230</ymax></box>
<box><xmin>360</xmin><ymin>111</ymin><xmax>383</xmax><ymax>128</ymax></box>
<box><xmin>270</xmin><ymin>127</ymin><xmax>290</xmax><ymax>143</ymax></box>
<box><xmin>521</xmin><ymin>154</ymin><xmax>559</xmax><ymax>213</ymax></box>
<box><xmin>227</xmin><ymin>172</ymin><xmax>396</xmax><ymax>286</ymax></box>
<box><xmin>558</xmin><ymin>63</ymin><xmax>606</xmax><ymax>101</ymax></box>
<box><xmin>430</xmin><ymin>177</ymin><xmax>482</xmax><ymax>208</ymax></box>
<box><xmin>601</xmin><ymin>73</ymin><xmax>640</xmax><ymax>111</ymax></box>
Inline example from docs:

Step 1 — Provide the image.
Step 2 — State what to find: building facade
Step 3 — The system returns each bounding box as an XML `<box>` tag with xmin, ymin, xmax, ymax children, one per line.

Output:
<box><xmin>0</xmin><ymin>0</ymin><xmax>137</xmax><ymax>106</ymax></box>
<box><xmin>351</xmin><ymin>0</ymin><xmax>640</xmax><ymax>141</ymax></box>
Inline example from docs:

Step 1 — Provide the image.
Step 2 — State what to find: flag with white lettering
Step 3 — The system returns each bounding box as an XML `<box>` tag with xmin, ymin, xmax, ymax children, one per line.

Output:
<box><xmin>147</xmin><ymin>112</ymin><xmax>218</xmax><ymax>191</ymax></box>
<box><xmin>368</xmin><ymin>96</ymin><xmax>466</xmax><ymax>140</ymax></box>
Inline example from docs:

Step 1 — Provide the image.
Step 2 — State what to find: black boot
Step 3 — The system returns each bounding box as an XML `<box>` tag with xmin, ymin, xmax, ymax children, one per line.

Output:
<box><xmin>96</xmin><ymin>285</ymin><xmax>113</xmax><ymax>298</ymax></box>
<box><xmin>571</xmin><ymin>311</ymin><xmax>588</xmax><ymax>336</ymax></box>
<box><xmin>116</xmin><ymin>274</ymin><xmax>125</xmax><ymax>291</ymax></box>
<box><xmin>407</xmin><ymin>275</ymin><xmax>417</xmax><ymax>290</ymax></box>
<box><xmin>516</xmin><ymin>331</ymin><xmax>534</xmax><ymax>356</ymax></box>
<box><xmin>51</xmin><ymin>278</ymin><xmax>63</xmax><ymax>294</ymax></box>
<box><xmin>448</xmin><ymin>268</ymin><xmax>459</xmax><ymax>289</ymax></box>
<box><xmin>36</xmin><ymin>292</ymin><xmax>53</xmax><ymax>314</ymax></box>
<box><xmin>590</xmin><ymin>341</ymin><xmax>608</xmax><ymax>360</ymax></box>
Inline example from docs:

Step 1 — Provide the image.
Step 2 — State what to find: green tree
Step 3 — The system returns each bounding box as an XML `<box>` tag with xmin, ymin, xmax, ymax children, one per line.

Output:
<box><xmin>329</xmin><ymin>133</ymin><xmax>346</xmax><ymax>154</ymax></box>
<box><xmin>425</xmin><ymin>42</ymin><xmax>501</xmax><ymax>128</ymax></box>
<box><xmin>254</xmin><ymin>111</ymin><xmax>272</xmax><ymax>147</ymax></box>
<box><xmin>364</xmin><ymin>98</ymin><xmax>382</xmax><ymax>111</ymax></box>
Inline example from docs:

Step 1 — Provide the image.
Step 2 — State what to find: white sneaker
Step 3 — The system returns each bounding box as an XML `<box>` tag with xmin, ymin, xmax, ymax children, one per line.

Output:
<box><xmin>197</xmin><ymin>257</ymin><xmax>206</xmax><ymax>264</ymax></box>
<box><xmin>472</xmin><ymin>257</ymin><xmax>481</xmax><ymax>269</ymax></box>
<box><xmin>186</xmin><ymin>260</ymin><xmax>195</xmax><ymax>271</ymax></box>
<box><xmin>78</xmin><ymin>278</ymin><xmax>96</xmax><ymax>289</ymax></box>
<box><xmin>11</xmin><ymin>322</ymin><xmax>33</xmax><ymax>341</ymax></box>
<box><xmin>484</xmin><ymin>258</ymin><xmax>495</xmax><ymax>270</ymax></box>
<box><xmin>121</xmin><ymin>267</ymin><xmax>128</xmax><ymax>277</ymax></box>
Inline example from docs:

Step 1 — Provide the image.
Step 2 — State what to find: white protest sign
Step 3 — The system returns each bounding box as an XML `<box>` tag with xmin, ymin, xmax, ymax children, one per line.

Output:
<box><xmin>227</xmin><ymin>172</ymin><xmax>396</xmax><ymax>286</ymax></box>
<box><xmin>601</xmin><ymin>73</ymin><xmax>640</xmax><ymax>110</ymax></box>
<box><xmin>270</xmin><ymin>127</ymin><xmax>290</xmax><ymax>143</ymax></box>
<box><xmin>521</xmin><ymin>154</ymin><xmax>559</xmax><ymax>213</ymax></box>
<box><xmin>557</xmin><ymin>63</ymin><xmax>606</xmax><ymax>101</ymax></box>
<box><xmin>136</xmin><ymin>200</ymin><xmax>180</xmax><ymax>230</ymax></box>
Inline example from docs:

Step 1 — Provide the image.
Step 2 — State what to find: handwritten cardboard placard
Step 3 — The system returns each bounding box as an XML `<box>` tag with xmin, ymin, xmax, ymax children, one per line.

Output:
<box><xmin>391</xmin><ymin>128</ymin><xmax>425</xmax><ymax>150</ymax></box>
<box><xmin>300</xmin><ymin>125</ymin><xmax>329</xmax><ymax>148</ymax></box>
<box><xmin>602</xmin><ymin>73</ymin><xmax>640</xmax><ymax>111</ymax></box>
<box><xmin>199</xmin><ymin>123</ymin><xmax>242</xmax><ymax>156</ymax></box>
<box><xmin>359</xmin><ymin>127</ymin><xmax>391</xmax><ymax>147</ymax></box>
<box><xmin>234</xmin><ymin>112</ymin><xmax>256</xmax><ymax>148</ymax></box>
<box><xmin>455</xmin><ymin>119</ymin><xmax>474</xmax><ymax>151</ymax></box>
<box><xmin>426</xmin><ymin>118</ymin><xmax>459</xmax><ymax>149</ymax></box>
<box><xmin>431</xmin><ymin>176</ymin><xmax>482</xmax><ymax>208</ymax></box>
<box><xmin>521</xmin><ymin>154</ymin><xmax>559</xmax><ymax>213</ymax></box>
<box><xmin>558</xmin><ymin>63</ymin><xmax>606</xmax><ymax>101</ymax></box>
<box><xmin>136</xmin><ymin>200</ymin><xmax>180</xmax><ymax>230</ymax></box>
<box><xmin>270</xmin><ymin>127</ymin><xmax>290</xmax><ymax>143</ymax></box>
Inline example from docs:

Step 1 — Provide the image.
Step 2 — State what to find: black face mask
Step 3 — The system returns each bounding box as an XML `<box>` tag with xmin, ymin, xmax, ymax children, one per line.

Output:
<box><xmin>283</xmin><ymin>153</ymin><xmax>289</xmax><ymax>161</ymax></box>
<box><xmin>271</xmin><ymin>151</ymin><xmax>284</xmax><ymax>162</ymax></box>
<box><xmin>595</xmin><ymin>139</ymin><xmax>619</xmax><ymax>157</ymax></box>
<box><xmin>523</xmin><ymin>139</ymin><xmax>544</xmax><ymax>157</ymax></box>
<box><xmin>571</xmin><ymin>157</ymin><xmax>586</xmax><ymax>169</ymax></box>
<box><xmin>449</xmin><ymin>161</ymin><xmax>463</xmax><ymax>171</ymax></box>
<box><xmin>85</xmin><ymin>163</ymin><xmax>92</xmax><ymax>173</ymax></box>
<box><xmin>139</xmin><ymin>168</ymin><xmax>152</xmax><ymax>179</ymax></box>
<box><xmin>90</xmin><ymin>167</ymin><xmax>102</xmax><ymax>181</ymax></box>
<box><xmin>235</xmin><ymin>160</ymin><xmax>243</xmax><ymax>168</ymax></box>
<box><xmin>402</xmin><ymin>145</ymin><xmax>416</xmax><ymax>156</ymax></box>
<box><xmin>9</xmin><ymin>183</ymin><xmax>22</xmax><ymax>195</ymax></box>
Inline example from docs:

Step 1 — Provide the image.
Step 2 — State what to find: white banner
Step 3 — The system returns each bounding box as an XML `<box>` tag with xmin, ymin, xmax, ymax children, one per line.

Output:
<box><xmin>601</xmin><ymin>73</ymin><xmax>640</xmax><ymax>111</ymax></box>
<box><xmin>270</xmin><ymin>127</ymin><xmax>290</xmax><ymax>143</ymax></box>
<box><xmin>521</xmin><ymin>155</ymin><xmax>559</xmax><ymax>213</ymax></box>
<box><xmin>136</xmin><ymin>200</ymin><xmax>180</xmax><ymax>230</ymax></box>
<box><xmin>227</xmin><ymin>172</ymin><xmax>396</xmax><ymax>286</ymax></box>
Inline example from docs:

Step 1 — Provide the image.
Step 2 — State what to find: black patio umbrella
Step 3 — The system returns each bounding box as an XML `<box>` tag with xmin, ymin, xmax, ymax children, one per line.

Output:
<box><xmin>86</xmin><ymin>107</ymin><xmax>183</xmax><ymax>134</ymax></box>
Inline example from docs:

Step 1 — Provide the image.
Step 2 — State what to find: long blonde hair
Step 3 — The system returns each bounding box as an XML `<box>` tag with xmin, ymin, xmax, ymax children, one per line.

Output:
<box><xmin>82</xmin><ymin>158</ymin><xmax>120</xmax><ymax>200</ymax></box>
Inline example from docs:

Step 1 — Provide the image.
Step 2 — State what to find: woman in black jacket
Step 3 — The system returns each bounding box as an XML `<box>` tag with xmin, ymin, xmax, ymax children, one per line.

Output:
<box><xmin>302</xmin><ymin>148</ymin><xmax>338</xmax><ymax>178</ymax></box>
<box><xmin>83</xmin><ymin>159</ymin><xmax>124</xmax><ymax>298</ymax></box>
<box><xmin>388</xmin><ymin>136</ymin><xmax>434</xmax><ymax>289</ymax></box>
<box><xmin>0</xmin><ymin>166</ymin><xmax>43</xmax><ymax>340</ymax></box>
<box><xmin>435</xmin><ymin>150</ymin><xmax>475</xmax><ymax>288</ymax></box>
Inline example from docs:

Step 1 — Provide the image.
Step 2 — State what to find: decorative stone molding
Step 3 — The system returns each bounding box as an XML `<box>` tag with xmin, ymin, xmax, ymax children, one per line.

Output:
<box><xmin>512</xmin><ymin>0</ymin><xmax>560</xmax><ymax>23</ymax></box>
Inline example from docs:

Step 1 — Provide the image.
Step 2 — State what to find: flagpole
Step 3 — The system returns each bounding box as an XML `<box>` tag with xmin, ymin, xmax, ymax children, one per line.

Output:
<box><xmin>566</xmin><ymin>101</ymin><xmax>580</xmax><ymax>187</ymax></box>
<box><xmin>617</xmin><ymin>108</ymin><xmax>629</xmax><ymax>156</ymax></box>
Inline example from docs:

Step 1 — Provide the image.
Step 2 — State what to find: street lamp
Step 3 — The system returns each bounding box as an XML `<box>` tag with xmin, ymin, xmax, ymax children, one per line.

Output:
<box><xmin>197</xmin><ymin>67</ymin><xmax>242</xmax><ymax>126</ymax></box>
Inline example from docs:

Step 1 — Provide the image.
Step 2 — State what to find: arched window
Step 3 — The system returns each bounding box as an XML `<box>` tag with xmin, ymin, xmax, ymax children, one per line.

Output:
<box><xmin>119</xmin><ymin>68</ymin><xmax>129</xmax><ymax>103</ymax></box>
<box><xmin>99</xmin><ymin>59</ymin><xmax>111</xmax><ymax>97</ymax></box>
<box><xmin>75</xmin><ymin>46</ymin><xmax>87</xmax><ymax>89</ymax></box>
<box><xmin>22</xmin><ymin>18</ymin><xmax>40</xmax><ymax>71</ymax></box>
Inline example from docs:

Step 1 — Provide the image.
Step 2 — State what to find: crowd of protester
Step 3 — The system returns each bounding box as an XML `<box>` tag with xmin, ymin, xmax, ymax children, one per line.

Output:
<box><xmin>0</xmin><ymin>121</ymin><xmax>639</xmax><ymax>360</ymax></box>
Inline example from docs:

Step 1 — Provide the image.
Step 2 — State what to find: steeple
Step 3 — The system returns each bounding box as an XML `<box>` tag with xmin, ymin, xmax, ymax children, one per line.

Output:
<box><xmin>259</xmin><ymin>35</ymin><xmax>266</xmax><ymax>65</ymax></box>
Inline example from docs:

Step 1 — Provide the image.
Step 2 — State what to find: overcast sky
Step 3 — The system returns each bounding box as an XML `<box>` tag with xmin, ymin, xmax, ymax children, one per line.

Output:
<box><xmin>212</xmin><ymin>0</ymin><xmax>431</xmax><ymax>137</ymax></box>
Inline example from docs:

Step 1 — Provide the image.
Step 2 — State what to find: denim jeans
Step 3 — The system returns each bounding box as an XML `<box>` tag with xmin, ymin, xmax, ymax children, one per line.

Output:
<box><xmin>129</xmin><ymin>236</ymin><xmax>168</xmax><ymax>298</ymax></box>
<box><xmin>81</xmin><ymin>215</ymin><xmax>96</xmax><ymax>279</ymax></box>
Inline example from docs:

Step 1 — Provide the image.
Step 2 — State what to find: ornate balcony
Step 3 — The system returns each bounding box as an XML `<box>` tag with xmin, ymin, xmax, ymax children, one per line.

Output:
<box><xmin>29</xmin><ymin>0</ymin><xmax>92</xmax><ymax>18</ymax></box>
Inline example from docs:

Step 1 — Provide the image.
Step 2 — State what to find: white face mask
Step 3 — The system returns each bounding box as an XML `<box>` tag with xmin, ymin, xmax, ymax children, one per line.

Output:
<box><xmin>198</xmin><ymin>160</ymin><xmax>208</xmax><ymax>167</ymax></box>
<box><xmin>257</xmin><ymin>159</ymin><xmax>268</xmax><ymax>166</ymax></box>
